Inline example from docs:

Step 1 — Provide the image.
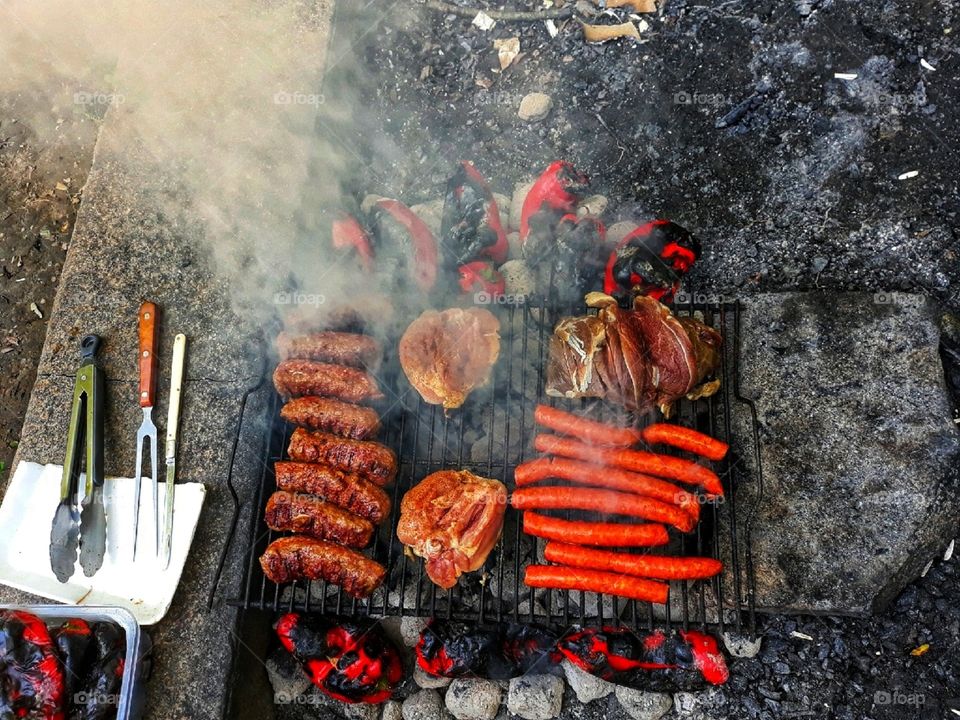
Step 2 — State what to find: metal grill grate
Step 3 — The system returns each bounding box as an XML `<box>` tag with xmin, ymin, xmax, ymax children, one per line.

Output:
<box><xmin>227</xmin><ymin>298</ymin><xmax>762</xmax><ymax>636</ymax></box>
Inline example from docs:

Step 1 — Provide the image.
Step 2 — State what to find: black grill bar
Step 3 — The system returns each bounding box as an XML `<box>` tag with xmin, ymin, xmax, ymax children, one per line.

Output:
<box><xmin>228</xmin><ymin>298</ymin><xmax>761</xmax><ymax>635</ymax></box>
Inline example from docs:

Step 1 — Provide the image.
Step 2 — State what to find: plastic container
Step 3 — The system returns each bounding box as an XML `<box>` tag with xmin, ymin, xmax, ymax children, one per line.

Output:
<box><xmin>0</xmin><ymin>604</ymin><xmax>152</xmax><ymax>720</ymax></box>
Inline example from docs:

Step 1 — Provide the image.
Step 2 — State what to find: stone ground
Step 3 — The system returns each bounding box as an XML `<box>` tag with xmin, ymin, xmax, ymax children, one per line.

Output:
<box><xmin>2</xmin><ymin>0</ymin><xmax>960</xmax><ymax>719</ymax></box>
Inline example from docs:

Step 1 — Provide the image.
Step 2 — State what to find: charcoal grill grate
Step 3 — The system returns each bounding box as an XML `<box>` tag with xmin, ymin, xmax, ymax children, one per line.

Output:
<box><xmin>226</xmin><ymin>298</ymin><xmax>762</xmax><ymax>636</ymax></box>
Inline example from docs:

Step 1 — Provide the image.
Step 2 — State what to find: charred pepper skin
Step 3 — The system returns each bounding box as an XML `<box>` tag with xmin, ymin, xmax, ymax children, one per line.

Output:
<box><xmin>525</xmin><ymin>213</ymin><xmax>607</xmax><ymax>303</ymax></box>
<box><xmin>519</xmin><ymin>161</ymin><xmax>590</xmax><ymax>243</ymax></box>
<box><xmin>51</xmin><ymin>619</ymin><xmax>93</xmax><ymax>715</ymax></box>
<box><xmin>554</xmin><ymin>626</ymin><xmax>729</xmax><ymax>690</ymax></box>
<box><xmin>0</xmin><ymin>610</ymin><xmax>66</xmax><ymax>720</ymax></box>
<box><xmin>415</xmin><ymin>621</ymin><xmax>557</xmax><ymax>680</ymax></box>
<box><xmin>442</xmin><ymin>161</ymin><xmax>509</xmax><ymax>266</ymax></box>
<box><xmin>275</xmin><ymin>614</ymin><xmax>403</xmax><ymax>704</ymax></box>
<box><xmin>603</xmin><ymin>220</ymin><xmax>701</xmax><ymax>303</ymax></box>
<box><xmin>73</xmin><ymin>622</ymin><xmax>126</xmax><ymax>720</ymax></box>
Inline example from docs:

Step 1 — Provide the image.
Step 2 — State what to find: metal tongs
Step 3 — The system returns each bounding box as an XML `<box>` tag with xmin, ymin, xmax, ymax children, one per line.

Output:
<box><xmin>50</xmin><ymin>334</ymin><xmax>107</xmax><ymax>582</ymax></box>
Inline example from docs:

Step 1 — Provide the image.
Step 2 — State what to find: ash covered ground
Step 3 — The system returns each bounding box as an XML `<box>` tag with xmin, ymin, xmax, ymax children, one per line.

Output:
<box><xmin>313</xmin><ymin>1</ymin><xmax>960</xmax><ymax>718</ymax></box>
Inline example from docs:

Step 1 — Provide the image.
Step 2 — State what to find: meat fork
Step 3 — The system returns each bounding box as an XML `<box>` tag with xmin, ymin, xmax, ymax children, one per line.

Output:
<box><xmin>132</xmin><ymin>301</ymin><xmax>159</xmax><ymax>559</ymax></box>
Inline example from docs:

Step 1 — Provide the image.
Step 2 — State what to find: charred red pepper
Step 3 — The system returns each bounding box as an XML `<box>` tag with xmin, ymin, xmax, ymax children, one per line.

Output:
<box><xmin>554</xmin><ymin>626</ymin><xmax>728</xmax><ymax>690</ymax></box>
<box><xmin>519</xmin><ymin>161</ymin><xmax>590</xmax><ymax>243</ymax></box>
<box><xmin>371</xmin><ymin>198</ymin><xmax>440</xmax><ymax>292</ymax></box>
<box><xmin>331</xmin><ymin>213</ymin><xmax>375</xmax><ymax>273</ymax></box>
<box><xmin>72</xmin><ymin>622</ymin><xmax>125</xmax><ymax>720</ymax></box>
<box><xmin>51</xmin><ymin>619</ymin><xmax>93</xmax><ymax>716</ymax></box>
<box><xmin>603</xmin><ymin>220</ymin><xmax>701</xmax><ymax>303</ymax></box>
<box><xmin>416</xmin><ymin>621</ymin><xmax>557</xmax><ymax>680</ymax></box>
<box><xmin>524</xmin><ymin>213</ymin><xmax>607</xmax><ymax>303</ymax></box>
<box><xmin>442</xmin><ymin>161</ymin><xmax>508</xmax><ymax>265</ymax></box>
<box><xmin>275</xmin><ymin>614</ymin><xmax>403</xmax><ymax>704</ymax></box>
<box><xmin>458</xmin><ymin>261</ymin><xmax>505</xmax><ymax>298</ymax></box>
<box><xmin>0</xmin><ymin>610</ymin><xmax>66</xmax><ymax>720</ymax></box>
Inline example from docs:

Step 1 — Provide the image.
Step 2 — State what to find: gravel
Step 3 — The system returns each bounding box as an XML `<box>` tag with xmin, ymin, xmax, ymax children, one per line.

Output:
<box><xmin>517</xmin><ymin>92</ymin><xmax>553</xmax><ymax>122</ymax></box>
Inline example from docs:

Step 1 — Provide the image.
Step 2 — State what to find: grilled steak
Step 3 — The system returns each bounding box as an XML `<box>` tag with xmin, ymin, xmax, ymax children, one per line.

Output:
<box><xmin>276</xmin><ymin>331</ymin><xmax>382</xmax><ymax>368</ymax></box>
<box><xmin>397</xmin><ymin>469</ymin><xmax>507</xmax><ymax>589</ymax></box>
<box><xmin>287</xmin><ymin>429</ymin><xmax>397</xmax><ymax>486</ymax></box>
<box><xmin>265</xmin><ymin>491</ymin><xmax>375</xmax><ymax>548</ymax></box>
<box><xmin>546</xmin><ymin>292</ymin><xmax>721</xmax><ymax>415</ymax></box>
<box><xmin>273</xmin><ymin>360</ymin><xmax>384</xmax><ymax>403</ymax></box>
<box><xmin>259</xmin><ymin>536</ymin><xmax>386</xmax><ymax>598</ymax></box>
<box><xmin>399</xmin><ymin>308</ymin><xmax>501</xmax><ymax>410</ymax></box>
<box><xmin>274</xmin><ymin>461</ymin><xmax>391</xmax><ymax>524</ymax></box>
<box><xmin>280</xmin><ymin>396</ymin><xmax>381</xmax><ymax>440</ymax></box>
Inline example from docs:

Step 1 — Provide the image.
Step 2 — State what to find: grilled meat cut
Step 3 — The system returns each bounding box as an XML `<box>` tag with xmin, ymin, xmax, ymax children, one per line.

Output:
<box><xmin>276</xmin><ymin>331</ymin><xmax>382</xmax><ymax>368</ymax></box>
<box><xmin>280</xmin><ymin>396</ymin><xmax>382</xmax><ymax>440</ymax></box>
<box><xmin>273</xmin><ymin>360</ymin><xmax>384</xmax><ymax>403</ymax></box>
<box><xmin>259</xmin><ymin>536</ymin><xmax>386</xmax><ymax>597</ymax></box>
<box><xmin>397</xmin><ymin>470</ymin><xmax>507</xmax><ymax>589</ymax></box>
<box><xmin>546</xmin><ymin>292</ymin><xmax>721</xmax><ymax>415</ymax></box>
<box><xmin>265</xmin><ymin>491</ymin><xmax>375</xmax><ymax>548</ymax></box>
<box><xmin>275</xmin><ymin>461</ymin><xmax>391</xmax><ymax>524</ymax></box>
<box><xmin>399</xmin><ymin>308</ymin><xmax>501</xmax><ymax>410</ymax></box>
<box><xmin>287</xmin><ymin>429</ymin><xmax>397</xmax><ymax>486</ymax></box>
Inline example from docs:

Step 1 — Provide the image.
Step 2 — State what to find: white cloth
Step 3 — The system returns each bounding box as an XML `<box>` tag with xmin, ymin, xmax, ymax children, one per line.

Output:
<box><xmin>0</xmin><ymin>461</ymin><xmax>205</xmax><ymax>625</ymax></box>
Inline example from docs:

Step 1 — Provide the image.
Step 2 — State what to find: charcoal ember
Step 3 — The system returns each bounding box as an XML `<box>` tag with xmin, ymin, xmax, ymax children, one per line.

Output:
<box><xmin>524</xmin><ymin>215</ymin><xmax>607</xmax><ymax>304</ymax></box>
<box><xmin>415</xmin><ymin>621</ymin><xmax>556</xmax><ymax>680</ymax></box>
<box><xmin>561</xmin><ymin>659</ymin><xmax>614</xmax><ymax>703</ymax></box>
<box><xmin>506</xmin><ymin>674</ymin><xmax>564</xmax><ymax>720</ymax></box>
<box><xmin>734</xmin><ymin>292</ymin><xmax>960</xmax><ymax>615</ymax></box>
<box><xmin>402</xmin><ymin>689</ymin><xmax>443</xmax><ymax>720</ymax></box>
<box><xmin>614</xmin><ymin>686</ymin><xmax>673</xmax><ymax>720</ymax></box>
<box><xmin>265</xmin><ymin>646</ymin><xmax>312</xmax><ymax>704</ymax></box>
<box><xmin>444</xmin><ymin>678</ymin><xmax>502</xmax><ymax>720</ymax></box>
<box><xmin>413</xmin><ymin>664</ymin><xmax>452</xmax><ymax>689</ymax></box>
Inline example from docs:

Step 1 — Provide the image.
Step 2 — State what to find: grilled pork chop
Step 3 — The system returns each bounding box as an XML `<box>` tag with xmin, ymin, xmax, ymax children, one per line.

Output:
<box><xmin>397</xmin><ymin>470</ymin><xmax>507</xmax><ymax>589</ymax></box>
<box><xmin>399</xmin><ymin>308</ymin><xmax>501</xmax><ymax>410</ymax></box>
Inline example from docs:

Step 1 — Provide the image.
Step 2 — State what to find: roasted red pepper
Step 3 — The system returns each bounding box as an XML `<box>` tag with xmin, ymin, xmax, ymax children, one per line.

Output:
<box><xmin>331</xmin><ymin>213</ymin><xmax>375</xmax><ymax>273</ymax></box>
<box><xmin>525</xmin><ymin>213</ymin><xmax>607</xmax><ymax>303</ymax></box>
<box><xmin>372</xmin><ymin>198</ymin><xmax>440</xmax><ymax>292</ymax></box>
<box><xmin>442</xmin><ymin>161</ymin><xmax>508</xmax><ymax>265</ymax></box>
<box><xmin>275</xmin><ymin>614</ymin><xmax>403</xmax><ymax>704</ymax></box>
<box><xmin>458</xmin><ymin>260</ymin><xmax>505</xmax><ymax>298</ymax></box>
<box><xmin>555</xmin><ymin>626</ymin><xmax>728</xmax><ymax>690</ymax></box>
<box><xmin>519</xmin><ymin>161</ymin><xmax>590</xmax><ymax>243</ymax></box>
<box><xmin>603</xmin><ymin>220</ymin><xmax>701</xmax><ymax>303</ymax></box>
<box><xmin>73</xmin><ymin>622</ymin><xmax>125</xmax><ymax>720</ymax></box>
<box><xmin>0</xmin><ymin>610</ymin><xmax>66</xmax><ymax>720</ymax></box>
<box><xmin>416</xmin><ymin>621</ymin><xmax>557</xmax><ymax>680</ymax></box>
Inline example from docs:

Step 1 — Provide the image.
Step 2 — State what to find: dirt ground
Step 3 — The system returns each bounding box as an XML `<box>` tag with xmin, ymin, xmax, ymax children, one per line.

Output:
<box><xmin>0</xmin><ymin>96</ymin><xmax>101</xmax><ymax>485</ymax></box>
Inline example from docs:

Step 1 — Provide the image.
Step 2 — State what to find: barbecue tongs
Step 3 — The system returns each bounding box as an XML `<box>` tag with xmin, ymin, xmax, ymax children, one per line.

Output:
<box><xmin>49</xmin><ymin>334</ymin><xmax>107</xmax><ymax>582</ymax></box>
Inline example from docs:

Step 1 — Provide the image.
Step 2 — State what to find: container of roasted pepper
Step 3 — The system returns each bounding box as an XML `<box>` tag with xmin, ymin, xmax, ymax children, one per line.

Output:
<box><xmin>0</xmin><ymin>605</ymin><xmax>151</xmax><ymax>720</ymax></box>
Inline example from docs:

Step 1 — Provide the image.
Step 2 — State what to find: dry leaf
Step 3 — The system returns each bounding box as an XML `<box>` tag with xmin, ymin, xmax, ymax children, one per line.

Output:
<box><xmin>55</xmin><ymin>181</ymin><xmax>68</xmax><ymax>191</ymax></box>
<box><xmin>582</xmin><ymin>19</ymin><xmax>640</xmax><ymax>43</ymax></box>
<box><xmin>493</xmin><ymin>37</ymin><xmax>520</xmax><ymax>70</ymax></box>
<box><xmin>472</xmin><ymin>10</ymin><xmax>496</xmax><ymax>31</ymax></box>
<box><xmin>29</xmin><ymin>302</ymin><xmax>43</xmax><ymax>319</ymax></box>
<box><xmin>597</xmin><ymin>0</ymin><xmax>656</xmax><ymax>11</ymax></box>
<box><xmin>910</xmin><ymin>643</ymin><xmax>930</xmax><ymax>657</ymax></box>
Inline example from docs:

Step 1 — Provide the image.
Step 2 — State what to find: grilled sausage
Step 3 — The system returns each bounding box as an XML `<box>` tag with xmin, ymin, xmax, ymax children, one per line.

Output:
<box><xmin>511</xmin><ymin>486</ymin><xmax>696</xmax><ymax>533</ymax></box>
<box><xmin>534</xmin><ymin>434</ymin><xmax>724</xmax><ymax>497</ymax></box>
<box><xmin>514</xmin><ymin>457</ymin><xmax>700</xmax><ymax>522</ymax></box>
<box><xmin>522</xmin><ymin>512</ymin><xmax>669</xmax><ymax>547</ymax></box>
<box><xmin>523</xmin><ymin>565</ymin><xmax>669</xmax><ymax>604</ymax></box>
<box><xmin>274</xmin><ymin>461</ymin><xmax>391</xmax><ymax>524</ymax></box>
<box><xmin>534</xmin><ymin>404</ymin><xmax>642</xmax><ymax>447</ymax></box>
<box><xmin>280</xmin><ymin>396</ymin><xmax>382</xmax><ymax>440</ymax></box>
<box><xmin>273</xmin><ymin>360</ymin><xmax>384</xmax><ymax>403</ymax></box>
<box><xmin>640</xmin><ymin>423</ymin><xmax>729</xmax><ymax>461</ymax></box>
<box><xmin>276</xmin><ymin>331</ymin><xmax>382</xmax><ymax>368</ymax></box>
<box><xmin>259</xmin><ymin>536</ymin><xmax>386</xmax><ymax>598</ymax></box>
<box><xmin>287</xmin><ymin>429</ymin><xmax>397</xmax><ymax>486</ymax></box>
<box><xmin>265</xmin><ymin>491</ymin><xmax>375</xmax><ymax>548</ymax></box>
<box><xmin>543</xmin><ymin>541</ymin><xmax>723</xmax><ymax>580</ymax></box>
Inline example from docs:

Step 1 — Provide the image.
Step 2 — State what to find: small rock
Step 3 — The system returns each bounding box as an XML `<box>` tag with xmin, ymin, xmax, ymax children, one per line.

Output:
<box><xmin>509</xmin><ymin>181</ymin><xmax>535</xmax><ymax>231</ymax></box>
<box><xmin>382</xmin><ymin>700</ymin><xmax>403</xmax><ymax>720</ymax></box>
<box><xmin>577</xmin><ymin>194</ymin><xmax>609</xmax><ymax>218</ymax></box>
<box><xmin>722</xmin><ymin>631</ymin><xmax>762</xmax><ymax>658</ymax></box>
<box><xmin>410</xmin><ymin>198</ymin><xmax>444</xmax><ymax>238</ymax></box>
<box><xmin>414</xmin><ymin>664</ymin><xmax>452</xmax><ymax>689</ymax></box>
<box><xmin>445</xmin><ymin>678</ymin><xmax>502</xmax><ymax>720</ymax></box>
<box><xmin>518</xmin><ymin>92</ymin><xmax>553</xmax><ymax>122</ymax></box>
<box><xmin>673</xmin><ymin>691</ymin><xmax>699</xmax><ymax>716</ymax></box>
<box><xmin>264</xmin><ymin>650</ymin><xmax>312</xmax><ymax>705</ymax></box>
<box><xmin>561</xmin><ymin>660</ymin><xmax>613</xmax><ymax>703</ymax></box>
<box><xmin>811</xmin><ymin>256</ymin><xmax>829</xmax><ymax>273</ymax></box>
<box><xmin>345</xmin><ymin>702</ymin><xmax>379</xmax><ymax>720</ymax></box>
<box><xmin>615</xmin><ymin>687</ymin><xmax>672</xmax><ymax>720</ymax></box>
<box><xmin>606</xmin><ymin>220</ymin><xmax>640</xmax><ymax>245</ymax></box>
<box><xmin>403</xmin><ymin>689</ymin><xmax>444</xmax><ymax>720</ymax></box>
<box><xmin>400</xmin><ymin>616</ymin><xmax>430</xmax><ymax>647</ymax></box>
<box><xmin>499</xmin><ymin>259</ymin><xmax>536</xmax><ymax>297</ymax></box>
<box><xmin>506</xmin><ymin>674</ymin><xmax>563</xmax><ymax>720</ymax></box>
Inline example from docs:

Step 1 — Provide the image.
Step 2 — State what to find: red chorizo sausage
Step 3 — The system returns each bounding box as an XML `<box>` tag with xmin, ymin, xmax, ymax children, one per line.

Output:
<box><xmin>522</xmin><ymin>512</ymin><xmax>669</xmax><ymax>547</ymax></box>
<box><xmin>533</xmin><ymin>405</ymin><xmax>642</xmax><ymax>447</ymax></box>
<box><xmin>640</xmin><ymin>423</ymin><xmax>729</xmax><ymax>461</ymax></box>
<box><xmin>524</xmin><ymin>565</ymin><xmax>669</xmax><ymax>604</ymax></box>
<box><xmin>543</xmin><ymin>541</ymin><xmax>723</xmax><ymax>580</ymax></box>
